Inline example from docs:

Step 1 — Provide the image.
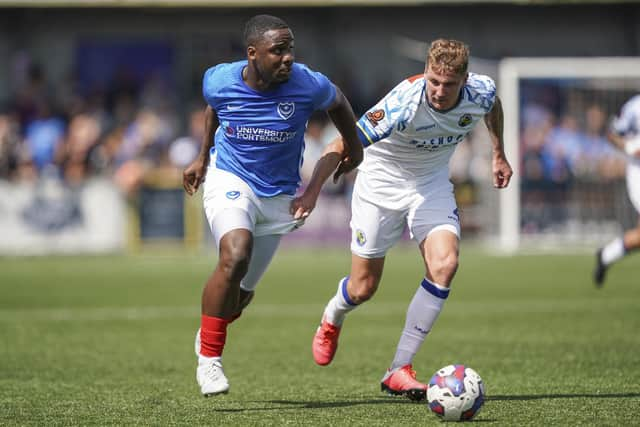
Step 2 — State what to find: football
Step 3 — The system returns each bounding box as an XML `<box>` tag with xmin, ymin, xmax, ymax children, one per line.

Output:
<box><xmin>426</xmin><ymin>364</ymin><xmax>485</xmax><ymax>421</ymax></box>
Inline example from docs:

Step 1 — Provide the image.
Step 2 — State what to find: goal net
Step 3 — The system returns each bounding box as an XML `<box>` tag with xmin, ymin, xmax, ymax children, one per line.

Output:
<box><xmin>499</xmin><ymin>58</ymin><xmax>640</xmax><ymax>252</ymax></box>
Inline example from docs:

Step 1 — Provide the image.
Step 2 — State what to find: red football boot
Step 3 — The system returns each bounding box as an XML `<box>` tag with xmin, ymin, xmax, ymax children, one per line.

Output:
<box><xmin>312</xmin><ymin>318</ymin><xmax>341</xmax><ymax>366</ymax></box>
<box><xmin>380</xmin><ymin>364</ymin><xmax>428</xmax><ymax>401</ymax></box>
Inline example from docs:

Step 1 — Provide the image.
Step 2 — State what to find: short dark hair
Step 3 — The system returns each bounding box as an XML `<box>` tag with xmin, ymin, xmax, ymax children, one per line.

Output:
<box><xmin>243</xmin><ymin>14</ymin><xmax>290</xmax><ymax>47</ymax></box>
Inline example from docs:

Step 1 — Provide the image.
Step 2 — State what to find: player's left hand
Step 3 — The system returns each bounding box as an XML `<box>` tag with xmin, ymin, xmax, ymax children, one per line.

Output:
<box><xmin>290</xmin><ymin>191</ymin><xmax>319</xmax><ymax>220</ymax></box>
<box><xmin>492</xmin><ymin>153</ymin><xmax>513</xmax><ymax>189</ymax></box>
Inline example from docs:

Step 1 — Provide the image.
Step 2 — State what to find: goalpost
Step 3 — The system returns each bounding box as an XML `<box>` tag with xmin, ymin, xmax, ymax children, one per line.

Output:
<box><xmin>499</xmin><ymin>57</ymin><xmax>640</xmax><ymax>253</ymax></box>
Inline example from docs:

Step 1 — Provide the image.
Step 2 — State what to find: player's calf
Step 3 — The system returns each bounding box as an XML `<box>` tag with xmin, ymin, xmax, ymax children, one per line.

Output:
<box><xmin>229</xmin><ymin>290</ymin><xmax>254</xmax><ymax>323</ymax></box>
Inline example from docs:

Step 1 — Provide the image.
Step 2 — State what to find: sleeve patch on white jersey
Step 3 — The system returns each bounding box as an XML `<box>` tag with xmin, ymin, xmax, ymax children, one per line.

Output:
<box><xmin>365</xmin><ymin>109</ymin><xmax>385</xmax><ymax>127</ymax></box>
<box><xmin>357</xmin><ymin>78</ymin><xmax>424</xmax><ymax>146</ymax></box>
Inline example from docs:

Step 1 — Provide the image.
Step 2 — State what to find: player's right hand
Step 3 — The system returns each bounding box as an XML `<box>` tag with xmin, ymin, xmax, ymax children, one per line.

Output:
<box><xmin>183</xmin><ymin>157</ymin><xmax>208</xmax><ymax>195</ymax></box>
<box><xmin>290</xmin><ymin>191</ymin><xmax>317</xmax><ymax>220</ymax></box>
<box><xmin>333</xmin><ymin>156</ymin><xmax>358</xmax><ymax>183</ymax></box>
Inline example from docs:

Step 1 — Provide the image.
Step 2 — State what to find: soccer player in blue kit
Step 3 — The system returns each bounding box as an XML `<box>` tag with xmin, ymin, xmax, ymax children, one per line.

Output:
<box><xmin>182</xmin><ymin>14</ymin><xmax>363</xmax><ymax>397</ymax></box>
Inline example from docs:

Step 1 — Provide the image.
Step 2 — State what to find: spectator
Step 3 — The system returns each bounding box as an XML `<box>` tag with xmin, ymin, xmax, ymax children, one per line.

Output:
<box><xmin>168</xmin><ymin>107</ymin><xmax>205</xmax><ymax>170</ymax></box>
<box><xmin>24</xmin><ymin>100</ymin><xmax>66</xmax><ymax>174</ymax></box>
<box><xmin>0</xmin><ymin>112</ymin><xmax>21</xmax><ymax>179</ymax></box>
<box><xmin>58</xmin><ymin>113</ymin><xmax>102</xmax><ymax>185</ymax></box>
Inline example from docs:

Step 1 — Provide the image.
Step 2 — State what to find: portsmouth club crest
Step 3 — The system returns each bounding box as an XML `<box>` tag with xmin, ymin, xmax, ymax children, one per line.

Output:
<box><xmin>458</xmin><ymin>113</ymin><xmax>472</xmax><ymax>127</ymax></box>
<box><xmin>222</xmin><ymin>121</ymin><xmax>235</xmax><ymax>137</ymax></box>
<box><xmin>277</xmin><ymin>102</ymin><xmax>295</xmax><ymax>120</ymax></box>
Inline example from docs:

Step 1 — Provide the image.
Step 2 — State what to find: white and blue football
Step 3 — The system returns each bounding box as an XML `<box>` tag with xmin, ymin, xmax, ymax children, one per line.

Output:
<box><xmin>426</xmin><ymin>364</ymin><xmax>485</xmax><ymax>421</ymax></box>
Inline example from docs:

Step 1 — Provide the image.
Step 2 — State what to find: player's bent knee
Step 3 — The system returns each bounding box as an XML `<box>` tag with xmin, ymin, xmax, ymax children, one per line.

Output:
<box><xmin>218</xmin><ymin>246</ymin><xmax>252</xmax><ymax>282</ymax></box>
<box><xmin>219</xmin><ymin>255</ymin><xmax>251</xmax><ymax>283</ymax></box>
<box><xmin>429</xmin><ymin>253</ymin><xmax>459</xmax><ymax>285</ymax></box>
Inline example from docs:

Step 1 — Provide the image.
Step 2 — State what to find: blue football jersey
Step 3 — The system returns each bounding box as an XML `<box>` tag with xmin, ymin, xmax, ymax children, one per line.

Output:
<box><xmin>203</xmin><ymin>60</ymin><xmax>336</xmax><ymax>197</ymax></box>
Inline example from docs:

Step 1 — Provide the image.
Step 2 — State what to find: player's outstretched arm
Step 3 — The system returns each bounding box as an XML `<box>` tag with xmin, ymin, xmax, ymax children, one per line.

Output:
<box><xmin>289</xmin><ymin>86</ymin><xmax>363</xmax><ymax>220</ymax></box>
<box><xmin>326</xmin><ymin>85</ymin><xmax>363</xmax><ymax>181</ymax></box>
<box><xmin>484</xmin><ymin>96</ymin><xmax>513</xmax><ymax>189</ymax></box>
<box><xmin>183</xmin><ymin>105</ymin><xmax>218</xmax><ymax>195</ymax></box>
<box><xmin>290</xmin><ymin>137</ymin><xmax>345</xmax><ymax>220</ymax></box>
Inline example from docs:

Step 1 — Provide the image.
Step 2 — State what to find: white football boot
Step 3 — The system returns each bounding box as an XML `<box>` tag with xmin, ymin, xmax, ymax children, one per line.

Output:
<box><xmin>194</xmin><ymin>328</ymin><xmax>230</xmax><ymax>396</ymax></box>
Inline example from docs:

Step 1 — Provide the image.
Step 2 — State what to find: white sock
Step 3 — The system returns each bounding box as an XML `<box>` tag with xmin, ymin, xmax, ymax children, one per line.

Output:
<box><xmin>601</xmin><ymin>237</ymin><xmax>626</xmax><ymax>266</ymax></box>
<box><xmin>322</xmin><ymin>276</ymin><xmax>358</xmax><ymax>326</ymax></box>
<box><xmin>390</xmin><ymin>278</ymin><xmax>450</xmax><ymax>370</ymax></box>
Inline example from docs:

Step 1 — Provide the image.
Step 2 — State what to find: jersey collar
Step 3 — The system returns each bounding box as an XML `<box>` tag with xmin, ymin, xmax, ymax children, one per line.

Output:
<box><xmin>424</xmin><ymin>87</ymin><xmax>464</xmax><ymax>114</ymax></box>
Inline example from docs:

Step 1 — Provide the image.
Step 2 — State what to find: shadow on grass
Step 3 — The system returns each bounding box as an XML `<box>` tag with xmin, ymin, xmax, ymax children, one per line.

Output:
<box><xmin>488</xmin><ymin>393</ymin><xmax>640</xmax><ymax>401</ymax></box>
<box><xmin>211</xmin><ymin>398</ymin><xmax>500</xmax><ymax>421</ymax></box>
<box><xmin>210</xmin><ymin>393</ymin><xmax>639</xmax><ymax>415</ymax></box>
<box><xmin>212</xmin><ymin>397</ymin><xmax>413</xmax><ymax>412</ymax></box>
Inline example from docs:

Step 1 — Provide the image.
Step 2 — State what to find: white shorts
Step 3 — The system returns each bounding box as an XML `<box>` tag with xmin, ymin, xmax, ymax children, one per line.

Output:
<box><xmin>627</xmin><ymin>162</ymin><xmax>640</xmax><ymax>213</ymax></box>
<box><xmin>203</xmin><ymin>163</ymin><xmax>304</xmax><ymax>246</ymax></box>
<box><xmin>350</xmin><ymin>171</ymin><xmax>460</xmax><ymax>258</ymax></box>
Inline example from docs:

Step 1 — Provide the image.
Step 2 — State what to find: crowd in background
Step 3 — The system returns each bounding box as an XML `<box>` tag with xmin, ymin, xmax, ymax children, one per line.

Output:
<box><xmin>0</xmin><ymin>59</ymin><xmax>631</xmax><ymax>233</ymax></box>
<box><xmin>519</xmin><ymin>84</ymin><xmax>632</xmax><ymax>233</ymax></box>
<box><xmin>0</xmin><ymin>60</ymin><xmax>198</xmax><ymax>196</ymax></box>
<box><xmin>0</xmin><ymin>59</ymin><xmax>381</xmax><ymax>200</ymax></box>
<box><xmin>0</xmin><ymin>58</ymin><xmax>494</xmax><ymax>200</ymax></box>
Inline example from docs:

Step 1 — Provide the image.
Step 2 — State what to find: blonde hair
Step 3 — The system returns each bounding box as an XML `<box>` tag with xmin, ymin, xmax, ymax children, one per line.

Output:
<box><xmin>426</xmin><ymin>39</ymin><xmax>469</xmax><ymax>75</ymax></box>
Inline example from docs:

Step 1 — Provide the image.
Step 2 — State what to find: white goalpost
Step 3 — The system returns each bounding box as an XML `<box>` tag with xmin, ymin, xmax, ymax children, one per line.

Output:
<box><xmin>499</xmin><ymin>57</ymin><xmax>640</xmax><ymax>253</ymax></box>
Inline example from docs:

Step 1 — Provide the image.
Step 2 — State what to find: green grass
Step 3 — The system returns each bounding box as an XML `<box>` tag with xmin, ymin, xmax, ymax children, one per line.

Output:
<box><xmin>1</xmin><ymin>245</ymin><xmax>639</xmax><ymax>426</ymax></box>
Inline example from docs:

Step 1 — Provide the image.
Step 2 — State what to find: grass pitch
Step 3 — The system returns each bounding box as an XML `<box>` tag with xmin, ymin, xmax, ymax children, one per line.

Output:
<box><xmin>1</xmin><ymin>244</ymin><xmax>639</xmax><ymax>426</ymax></box>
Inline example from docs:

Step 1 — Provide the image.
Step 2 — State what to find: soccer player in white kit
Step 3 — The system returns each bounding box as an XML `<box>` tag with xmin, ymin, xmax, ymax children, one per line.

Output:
<box><xmin>594</xmin><ymin>94</ymin><xmax>640</xmax><ymax>286</ymax></box>
<box><xmin>310</xmin><ymin>39</ymin><xmax>513</xmax><ymax>401</ymax></box>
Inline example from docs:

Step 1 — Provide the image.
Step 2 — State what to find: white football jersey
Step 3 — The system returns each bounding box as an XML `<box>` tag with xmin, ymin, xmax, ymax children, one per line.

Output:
<box><xmin>612</xmin><ymin>94</ymin><xmax>640</xmax><ymax>213</ymax></box>
<box><xmin>356</xmin><ymin>73</ymin><xmax>496</xmax><ymax>183</ymax></box>
<box><xmin>612</xmin><ymin>94</ymin><xmax>640</xmax><ymax>138</ymax></box>
<box><xmin>612</xmin><ymin>94</ymin><xmax>640</xmax><ymax>158</ymax></box>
